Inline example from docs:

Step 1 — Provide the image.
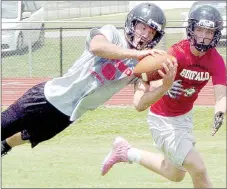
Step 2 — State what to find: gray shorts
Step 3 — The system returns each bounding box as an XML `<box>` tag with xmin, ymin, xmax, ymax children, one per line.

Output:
<box><xmin>147</xmin><ymin>110</ymin><xmax>196</xmax><ymax>171</ymax></box>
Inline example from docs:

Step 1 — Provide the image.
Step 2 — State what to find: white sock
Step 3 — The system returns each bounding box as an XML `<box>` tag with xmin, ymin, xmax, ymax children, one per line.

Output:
<box><xmin>127</xmin><ymin>147</ymin><xmax>141</xmax><ymax>163</ymax></box>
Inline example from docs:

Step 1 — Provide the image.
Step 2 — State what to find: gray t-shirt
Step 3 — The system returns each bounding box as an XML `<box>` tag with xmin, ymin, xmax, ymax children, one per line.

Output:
<box><xmin>44</xmin><ymin>25</ymin><xmax>138</xmax><ymax>121</ymax></box>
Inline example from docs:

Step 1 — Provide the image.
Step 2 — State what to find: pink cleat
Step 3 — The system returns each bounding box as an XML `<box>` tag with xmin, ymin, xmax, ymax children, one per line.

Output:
<box><xmin>101</xmin><ymin>136</ymin><xmax>132</xmax><ymax>176</ymax></box>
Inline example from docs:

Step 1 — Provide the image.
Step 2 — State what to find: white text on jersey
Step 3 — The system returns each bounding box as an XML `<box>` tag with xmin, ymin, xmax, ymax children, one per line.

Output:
<box><xmin>180</xmin><ymin>69</ymin><xmax>210</xmax><ymax>81</ymax></box>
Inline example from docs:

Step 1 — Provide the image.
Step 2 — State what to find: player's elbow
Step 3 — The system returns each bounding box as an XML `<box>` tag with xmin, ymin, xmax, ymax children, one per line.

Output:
<box><xmin>89</xmin><ymin>43</ymin><xmax>101</xmax><ymax>55</ymax></box>
<box><xmin>90</xmin><ymin>44</ymin><xmax>107</xmax><ymax>57</ymax></box>
<box><xmin>133</xmin><ymin>94</ymin><xmax>148</xmax><ymax>112</ymax></box>
<box><xmin>89</xmin><ymin>35</ymin><xmax>107</xmax><ymax>55</ymax></box>
<box><xmin>134</xmin><ymin>105</ymin><xmax>142</xmax><ymax>112</ymax></box>
<box><xmin>133</xmin><ymin>99</ymin><xmax>141</xmax><ymax>112</ymax></box>
<box><xmin>133</xmin><ymin>101</ymin><xmax>147</xmax><ymax>112</ymax></box>
<box><xmin>135</xmin><ymin>104</ymin><xmax>148</xmax><ymax>112</ymax></box>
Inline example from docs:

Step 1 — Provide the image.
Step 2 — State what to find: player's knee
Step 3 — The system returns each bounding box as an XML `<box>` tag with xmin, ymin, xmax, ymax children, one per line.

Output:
<box><xmin>163</xmin><ymin>158</ymin><xmax>186</xmax><ymax>182</ymax></box>
<box><xmin>169</xmin><ymin>172</ymin><xmax>185</xmax><ymax>182</ymax></box>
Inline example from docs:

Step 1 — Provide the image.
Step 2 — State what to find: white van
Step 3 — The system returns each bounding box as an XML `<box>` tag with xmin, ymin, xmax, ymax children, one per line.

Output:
<box><xmin>2</xmin><ymin>0</ymin><xmax>45</xmax><ymax>53</ymax></box>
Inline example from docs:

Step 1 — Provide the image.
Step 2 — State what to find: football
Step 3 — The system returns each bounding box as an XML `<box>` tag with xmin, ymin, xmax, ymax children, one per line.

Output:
<box><xmin>133</xmin><ymin>53</ymin><xmax>177</xmax><ymax>82</ymax></box>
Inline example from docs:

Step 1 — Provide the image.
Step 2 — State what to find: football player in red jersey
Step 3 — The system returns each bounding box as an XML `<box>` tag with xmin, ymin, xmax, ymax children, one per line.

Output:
<box><xmin>102</xmin><ymin>5</ymin><xmax>226</xmax><ymax>188</ymax></box>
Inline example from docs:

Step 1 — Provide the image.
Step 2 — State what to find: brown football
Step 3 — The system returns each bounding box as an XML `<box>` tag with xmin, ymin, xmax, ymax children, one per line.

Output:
<box><xmin>133</xmin><ymin>53</ymin><xmax>177</xmax><ymax>82</ymax></box>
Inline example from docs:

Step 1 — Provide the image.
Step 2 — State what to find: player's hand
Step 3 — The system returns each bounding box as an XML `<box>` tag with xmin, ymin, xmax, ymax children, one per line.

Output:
<box><xmin>136</xmin><ymin>49</ymin><xmax>166</xmax><ymax>60</ymax></box>
<box><xmin>166</xmin><ymin>80</ymin><xmax>185</xmax><ymax>98</ymax></box>
<box><xmin>211</xmin><ymin>111</ymin><xmax>224</xmax><ymax>136</ymax></box>
<box><xmin>159</xmin><ymin>61</ymin><xmax>178</xmax><ymax>90</ymax></box>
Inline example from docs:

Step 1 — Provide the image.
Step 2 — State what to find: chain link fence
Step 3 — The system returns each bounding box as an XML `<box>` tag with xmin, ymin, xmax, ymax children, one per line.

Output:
<box><xmin>2</xmin><ymin>25</ymin><xmax>226</xmax><ymax>78</ymax></box>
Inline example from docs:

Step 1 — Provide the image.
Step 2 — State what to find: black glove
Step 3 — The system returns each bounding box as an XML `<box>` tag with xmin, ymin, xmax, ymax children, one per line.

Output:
<box><xmin>166</xmin><ymin>80</ymin><xmax>184</xmax><ymax>99</ymax></box>
<box><xmin>212</xmin><ymin>111</ymin><xmax>224</xmax><ymax>136</ymax></box>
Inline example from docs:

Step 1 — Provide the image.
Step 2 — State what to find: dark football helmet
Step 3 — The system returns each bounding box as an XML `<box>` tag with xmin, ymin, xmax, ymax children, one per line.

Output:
<box><xmin>124</xmin><ymin>3</ymin><xmax>166</xmax><ymax>50</ymax></box>
<box><xmin>186</xmin><ymin>5</ymin><xmax>223</xmax><ymax>52</ymax></box>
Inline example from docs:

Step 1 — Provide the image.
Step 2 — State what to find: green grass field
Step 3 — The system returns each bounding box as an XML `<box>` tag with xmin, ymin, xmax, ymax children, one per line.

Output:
<box><xmin>2</xmin><ymin>37</ymin><xmax>86</xmax><ymax>78</ymax></box>
<box><xmin>2</xmin><ymin>106</ymin><xmax>226</xmax><ymax>188</ymax></box>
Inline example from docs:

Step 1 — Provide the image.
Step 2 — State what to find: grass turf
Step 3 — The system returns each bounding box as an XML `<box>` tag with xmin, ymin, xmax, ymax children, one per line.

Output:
<box><xmin>2</xmin><ymin>106</ymin><xmax>226</xmax><ymax>188</ymax></box>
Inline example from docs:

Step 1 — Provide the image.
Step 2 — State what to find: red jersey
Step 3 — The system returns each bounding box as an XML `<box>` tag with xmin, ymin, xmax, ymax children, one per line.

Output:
<box><xmin>150</xmin><ymin>40</ymin><xmax>226</xmax><ymax>117</ymax></box>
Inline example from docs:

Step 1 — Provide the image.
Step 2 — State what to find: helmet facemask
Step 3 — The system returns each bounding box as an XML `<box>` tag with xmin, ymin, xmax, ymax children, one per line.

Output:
<box><xmin>125</xmin><ymin>19</ymin><xmax>165</xmax><ymax>50</ymax></box>
<box><xmin>186</xmin><ymin>3</ymin><xmax>224</xmax><ymax>52</ymax></box>
<box><xmin>187</xmin><ymin>20</ymin><xmax>222</xmax><ymax>52</ymax></box>
<box><xmin>124</xmin><ymin>2</ymin><xmax>166</xmax><ymax>51</ymax></box>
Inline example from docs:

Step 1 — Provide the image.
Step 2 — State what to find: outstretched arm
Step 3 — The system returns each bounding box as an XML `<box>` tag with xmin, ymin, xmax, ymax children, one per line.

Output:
<box><xmin>89</xmin><ymin>35</ymin><xmax>165</xmax><ymax>60</ymax></box>
<box><xmin>90</xmin><ymin>34</ymin><xmax>139</xmax><ymax>60</ymax></box>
